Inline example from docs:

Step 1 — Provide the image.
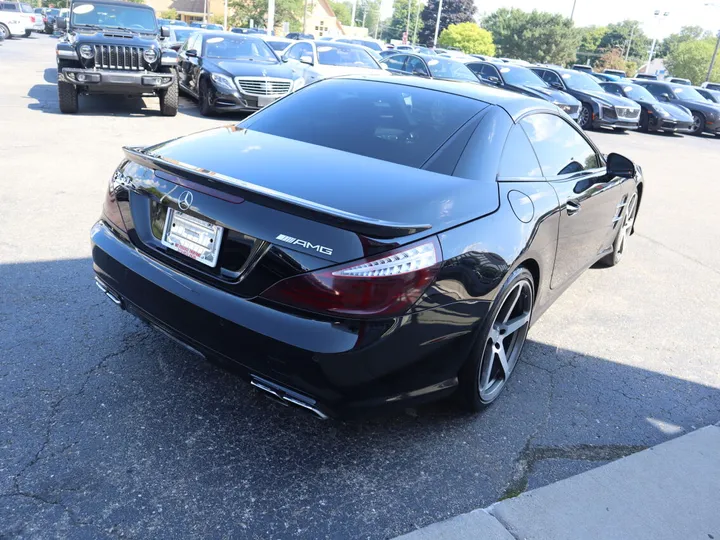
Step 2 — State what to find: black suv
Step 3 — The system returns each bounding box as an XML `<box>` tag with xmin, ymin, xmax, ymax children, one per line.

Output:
<box><xmin>56</xmin><ymin>0</ymin><xmax>178</xmax><ymax>115</ymax></box>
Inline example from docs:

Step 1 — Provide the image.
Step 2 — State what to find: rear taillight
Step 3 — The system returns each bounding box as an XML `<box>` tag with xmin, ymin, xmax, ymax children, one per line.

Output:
<box><xmin>260</xmin><ymin>238</ymin><xmax>442</xmax><ymax>318</ymax></box>
<box><xmin>30</xmin><ymin>15</ymin><xmax>35</xmax><ymax>22</ymax></box>
<box><xmin>103</xmin><ymin>169</ymin><xmax>129</xmax><ymax>234</ymax></box>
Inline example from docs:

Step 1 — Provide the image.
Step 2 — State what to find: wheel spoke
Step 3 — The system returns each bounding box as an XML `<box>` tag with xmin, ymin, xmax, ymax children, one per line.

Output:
<box><xmin>500</xmin><ymin>311</ymin><xmax>531</xmax><ymax>337</ymax></box>
<box><xmin>479</xmin><ymin>341</ymin><xmax>495</xmax><ymax>391</ymax></box>
<box><xmin>496</xmin><ymin>346</ymin><xmax>509</xmax><ymax>379</ymax></box>
<box><xmin>500</xmin><ymin>284</ymin><xmax>523</xmax><ymax>323</ymax></box>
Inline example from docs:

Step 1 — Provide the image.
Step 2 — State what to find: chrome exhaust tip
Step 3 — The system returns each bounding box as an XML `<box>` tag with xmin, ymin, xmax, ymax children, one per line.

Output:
<box><xmin>95</xmin><ymin>278</ymin><xmax>123</xmax><ymax>308</ymax></box>
<box><xmin>251</xmin><ymin>376</ymin><xmax>329</xmax><ymax>420</ymax></box>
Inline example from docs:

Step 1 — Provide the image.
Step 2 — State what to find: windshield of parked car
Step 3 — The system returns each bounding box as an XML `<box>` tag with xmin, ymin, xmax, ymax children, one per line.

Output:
<box><xmin>203</xmin><ymin>36</ymin><xmax>277</xmax><ymax>62</ymax></box>
<box><xmin>426</xmin><ymin>57</ymin><xmax>478</xmax><ymax>82</ymax></box>
<box><xmin>242</xmin><ymin>78</ymin><xmax>486</xmax><ymax>169</ymax></box>
<box><xmin>499</xmin><ymin>65</ymin><xmax>548</xmax><ymax>87</ymax></box>
<box><xmin>71</xmin><ymin>2</ymin><xmax>156</xmax><ymax>32</ymax></box>
<box><xmin>264</xmin><ymin>39</ymin><xmax>291</xmax><ymax>51</ymax></box>
<box><xmin>622</xmin><ymin>84</ymin><xmax>657</xmax><ymax>102</ymax></box>
<box><xmin>672</xmin><ymin>86</ymin><xmax>708</xmax><ymax>101</ymax></box>
<box><xmin>316</xmin><ymin>44</ymin><xmax>379</xmax><ymax>68</ymax></box>
<box><xmin>561</xmin><ymin>71</ymin><xmax>604</xmax><ymax>92</ymax></box>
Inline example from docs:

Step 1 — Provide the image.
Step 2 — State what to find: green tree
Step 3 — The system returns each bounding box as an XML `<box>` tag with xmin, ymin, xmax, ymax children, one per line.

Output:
<box><xmin>594</xmin><ymin>48</ymin><xmax>627</xmax><ymax>72</ymax></box>
<box><xmin>438</xmin><ymin>22</ymin><xmax>494</xmax><ymax>55</ymax></box>
<box><xmin>597</xmin><ymin>20</ymin><xmax>649</xmax><ymax>60</ymax></box>
<box><xmin>382</xmin><ymin>0</ymin><xmax>424</xmax><ymax>42</ymax></box>
<box><xmin>578</xmin><ymin>25</ymin><xmax>608</xmax><ymax>52</ymax></box>
<box><xmin>418</xmin><ymin>0</ymin><xmax>476</xmax><ymax>46</ymax></box>
<box><xmin>657</xmin><ymin>26</ymin><xmax>712</xmax><ymax>58</ymax></box>
<box><xmin>482</xmin><ymin>8</ymin><xmax>579</xmax><ymax>65</ymax></box>
<box><xmin>159</xmin><ymin>8</ymin><xmax>178</xmax><ymax>20</ymax></box>
<box><xmin>329</xmin><ymin>0</ymin><xmax>352</xmax><ymax>26</ymax></box>
<box><xmin>356</xmin><ymin>0</ymin><xmax>381</xmax><ymax>37</ymax></box>
<box><xmin>665</xmin><ymin>38</ymin><xmax>720</xmax><ymax>85</ymax></box>
<box><xmin>228</xmin><ymin>0</ymin><xmax>304</xmax><ymax>31</ymax></box>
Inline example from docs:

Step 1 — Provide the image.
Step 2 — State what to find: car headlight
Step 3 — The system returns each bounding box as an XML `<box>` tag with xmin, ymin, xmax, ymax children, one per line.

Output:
<box><xmin>210</xmin><ymin>72</ymin><xmax>236</xmax><ymax>92</ymax></box>
<box><xmin>291</xmin><ymin>77</ymin><xmax>305</xmax><ymax>91</ymax></box>
<box><xmin>143</xmin><ymin>48</ymin><xmax>158</xmax><ymax>63</ymax></box>
<box><xmin>653</xmin><ymin>106</ymin><xmax>670</xmax><ymax>117</ymax></box>
<box><xmin>79</xmin><ymin>44</ymin><xmax>94</xmax><ymax>59</ymax></box>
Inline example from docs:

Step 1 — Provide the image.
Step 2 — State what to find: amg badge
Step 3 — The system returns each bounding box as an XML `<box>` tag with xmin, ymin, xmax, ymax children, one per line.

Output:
<box><xmin>276</xmin><ymin>234</ymin><xmax>333</xmax><ymax>256</ymax></box>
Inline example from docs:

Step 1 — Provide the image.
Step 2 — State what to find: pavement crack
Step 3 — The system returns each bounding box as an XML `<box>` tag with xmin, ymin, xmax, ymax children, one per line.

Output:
<box><xmin>636</xmin><ymin>233</ymin><xmax>720</xmax><ymax>277</ymax></box>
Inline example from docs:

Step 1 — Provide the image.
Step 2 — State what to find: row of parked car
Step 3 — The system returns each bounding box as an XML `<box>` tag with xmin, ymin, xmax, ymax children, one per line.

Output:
<box><xmin>0</xmin><ymin>1</ymin><xmax>61</xmax><ymax>39</ymax></box>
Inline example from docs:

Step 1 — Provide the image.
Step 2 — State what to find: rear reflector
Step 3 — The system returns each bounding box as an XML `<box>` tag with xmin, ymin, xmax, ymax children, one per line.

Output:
<box><xmin>260</xmin><ymin>238</ymin><xmax>442</xmax><ymax>318</ymax></box>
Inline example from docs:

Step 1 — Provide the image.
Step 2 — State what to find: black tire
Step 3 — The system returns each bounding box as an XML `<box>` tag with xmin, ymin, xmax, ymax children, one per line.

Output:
<box><xmin>159</xmin><ymin>79</ymin><xmax>178</xmax><ymax>117</ymax></box>
<box><xmin>458</xmin><ymin>267</ymin><xmax>534</xmax><ymax>412</ymax></box>
<box><xmin>58</xmin><ymin>80</ymin><xmax>78</xmax><ymax>114</ymax></box>
<box><xmin>0</xmin><ymin>24</ymin><xmax>10</xmax><ymax>40</ymax></box>
<box><xmin>198</xmin><ymin>79</ymin><xmax>215</xmax><ymax>116</ymax></box>
<box><xmin>600</xmin><ymin>188</ymin><xmax>638</xmax><ymax>267</ymax></box>
<box><xmin>639</xmin><ymin>110</ymin><xmax>650</xmax><ymax>132</ymax></box>
<box><xmin>578</xmin><ymin>103</ymin><xmax>593</xmax><ymax>130</ymax></box>
<box><xmin>690</xmin><ymin>112</ymin><xmax>705</xmax><ymax>136</ymax></box>
<box><xmin>614</xmin><ymin>128</ymin><xmax>627</xmax><ymax>133</ymax></box>
<box><xmin>23</xmin><ymin>29</ymin><xmax>31</xmax><ymax>37</ymax></box>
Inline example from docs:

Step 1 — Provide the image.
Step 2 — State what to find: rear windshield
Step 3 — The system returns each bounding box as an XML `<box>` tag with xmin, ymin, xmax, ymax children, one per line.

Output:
<box><xmin>242</xmin><ymin>79</ymin><xmax>485</xmax><ymax>169</ymax></box>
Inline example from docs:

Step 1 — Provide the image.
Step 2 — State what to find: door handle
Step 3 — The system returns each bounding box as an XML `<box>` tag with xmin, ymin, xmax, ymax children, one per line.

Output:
<box><xmin>566</xmin><ymin>200</ymin><xmax>581</xmax><ymax>215</ymax></box>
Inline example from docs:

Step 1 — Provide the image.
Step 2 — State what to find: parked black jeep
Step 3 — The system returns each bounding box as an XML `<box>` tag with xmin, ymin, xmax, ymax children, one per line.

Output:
<box><xmin>56</xmin><ymin>0</ymin><xmax>178</xmax><ymax>115</ymax></box>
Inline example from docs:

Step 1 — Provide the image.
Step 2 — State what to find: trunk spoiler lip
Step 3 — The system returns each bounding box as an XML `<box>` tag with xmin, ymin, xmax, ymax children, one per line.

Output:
<box><xmin>122</xmin><ymin>146</ymin><xmax>432</xmax><ymax>239</ymax></box>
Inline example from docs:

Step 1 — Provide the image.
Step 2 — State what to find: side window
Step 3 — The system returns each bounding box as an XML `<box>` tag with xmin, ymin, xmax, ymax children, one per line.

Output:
<box><xmin>287</xmin><ymin>43</ymin><xmax>304</xmax><ymax>60</ymax></box>
<box><xmin>498</xmin><ymin>125</ymin><xmax>542</xmax><ymax>179</ymax></box>
<box><xmin>604</xmin><ymin>84</ymin><xmax>623</xmax><ymax>96</ymax></box>
<box><xmin>384</xmin><ymin>54</ymin><xmax>406</xmax><ymax>72</ymax></box>
<box><xmin>483</xmin><ymin>64</ymin><xmax>501</xmax><ymax>81</ymax></box>
<box><xmin>643</xmin><ymin>84</ymin><xmax>665</xmax><ymax>98</ymax></box>
<box><xmin>520</xmin><ymin>114</ymin><xmax>601</xmax><ymax>176</ymax></box>
<box><xmin>406</xmin><ymin>56</ymin><xmax>428</xmax><ymax>76</ymax></box>
<box><xmin>299</xmin><ymin>43</ymin><xmax>314</xmax><ymax>60</ymax></box>
<box><xmin>542</xmin><ymin>71</ymin><xmax>563</xmax><ymax>87</ymax></box>
<box><xmin>465</xmin><ymin>63</ymin><xmax>483</xmax><ymax>77</ymax></box>
<box><xmin>3</xmin><ymin>2</ymin><xmax>19</xmax><ymax>10</ymax></box>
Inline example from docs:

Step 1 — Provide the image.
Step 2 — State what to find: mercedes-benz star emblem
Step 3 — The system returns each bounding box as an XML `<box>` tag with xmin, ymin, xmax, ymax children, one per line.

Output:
<box><xmin>262</xmin><ymin>69</ymin><xmax>267</xmax><ymax>77</ymax></box>
<box><xmin>178</xmin><ymin>191</ymin><xmax>193</xmax><ymax>211</ymax></box>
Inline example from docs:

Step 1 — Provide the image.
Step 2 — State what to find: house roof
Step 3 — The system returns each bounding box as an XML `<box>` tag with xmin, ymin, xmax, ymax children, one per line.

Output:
<box><xmin>169</xmin><ymin>0</ymin><xmax>206</xmax><ymax>14</ymax></box>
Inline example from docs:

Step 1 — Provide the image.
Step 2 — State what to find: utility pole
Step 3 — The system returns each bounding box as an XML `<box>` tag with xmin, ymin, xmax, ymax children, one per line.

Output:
<box><xmin>412</xmin><ymin>1</ymin><xmax>421</xmax><ymax>45</ymax></box>
<box><xmin>203</xmin><ymin>0</ymin><xmax>207</xmax><ymax>23</ymax></box>
<box><xmin>374</xmin><ymin>10</ymin><xmax>380</xmax><ymax>38</ymax></box>
<box><xmin>267</xmin><ymin>0</ymin><xmax>275</xmax><ymax>35</ymax></box>
<box><xmin>432</xmin><ymin>0</ymin><xmax>443</xmax><ymax>47</ymax></box>
<box><xmin>570</xmin><ymin>0</ymin><xmax>577</xmax><ymax>22</ymax></box>
<box><xmin>223</xmin><ymin>0</ymin><xmax>227</xmax><ymax>30</ymax></box>
<box><xmin>625</xmin><ymin>24</ymin><xmax>636</xmax><ymax>62</ymax></box>
<box><xmin>362</xmin><ymin>6</ymin><xmax>366</xmax><ymax>28</ymax></box>
<box><xmin>351</xmin><ymin>0</ymin><xmax>357</xmax><ymax>27</ymax></box>
<box><xmin>302</xmin><ymin>0</ymin><xmax>308</xmax><ymax>33</ymax></box>
<box><xmin>406</xmin><ymin>0</ymin><xmax>411</xmax><ymax>41</ymax></box>
<box><xmin>708</xmin><ymin>30</ymin><xmax>720</xmax><ymax>81</ymax></box>
<box><xmin>646</xmin><ymin>10</ymin><xmax>669</xmax><ymax>69</ymax></box>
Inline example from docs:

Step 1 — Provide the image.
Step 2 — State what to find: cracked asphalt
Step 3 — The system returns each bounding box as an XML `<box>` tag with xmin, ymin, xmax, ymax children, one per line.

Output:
<box><xmin>1</xmin><ymin>35</ymin><xmax>720</xmax><ymax>539</ymax></box>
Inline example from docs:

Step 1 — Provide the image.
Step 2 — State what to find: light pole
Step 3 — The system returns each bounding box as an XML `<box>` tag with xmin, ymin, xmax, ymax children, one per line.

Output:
<box><xmin>625</xmin><ymin>23</ymin><xmax>638</xmax><ymax>62</ymax></box>
<box><xmin>267</xmin><ymin>0</ymin><xmax>275</xmax><ymax>35</ymax></box>
<box><xmin>224</xmin><ymin>0</ymin><xmax>228</xmax><ymax>30</ymax></box>
<box><xmin>433</xmin><ymin>0</ymin><xmax>443</xmax><ymax>47</ymax></box>
<box><xmin>405</xmin><ymin>0</ymin><xmax>411</xmax><ymax>43</ymax></box>
<box><xmin>706</xmin><ymin>3</ymin><xmax>720</xmax><ymax>82</ymax></box>
<box><xmin>646</xmin><ymin>10</ymin><xmax>669</xmax><ymax>71</ymax></box>
<box><xmin>351</xmin><ymin>0</ymin><xmax>357</xmax><ymax>27</ymax></box>
<box><xmin>412</xmin><ymin>1</ymin><xmax>421</xmax><ymax>45</ymax></box>
<box><xmin>570</xmin><ymin>0</ymin><xmax>577</xmax><ymax>22</ymax></box>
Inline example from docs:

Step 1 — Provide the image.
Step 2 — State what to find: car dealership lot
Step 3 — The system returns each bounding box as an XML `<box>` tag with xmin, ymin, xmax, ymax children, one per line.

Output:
<box><xmin>2</xmin><ymin>35</ymin><xmax>720</xmax><ymax>539</ymax></box>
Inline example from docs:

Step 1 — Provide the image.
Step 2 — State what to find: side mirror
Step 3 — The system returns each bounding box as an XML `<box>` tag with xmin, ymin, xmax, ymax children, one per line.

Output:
<box><xmin>57</xmin><ymin>17</ymin><xmax>66</xmax><ymax>30</ymax></box>
<box><xmin>185</xmin><ymin>49</ymin><xmax>198</xmax><ymax>58</ymax></box>
<box><xmin>170</xmin><ymin>43</ymin><xmax>182</xmax><ymax>51</ymax></box>
<box><xmin>160</xmin><ymin>25</ymin><xmax>170</xmax><ymax>38</ymax></box>
<box><xmin>550</xmin><ymin>81</ymin><xmax>563</xmax><ymax>90</ymax></box>
<box><xmin>487</xmin><ymin>76</ymin><xmax>501</xmax><ymax>85</ymax></box>
<box><xmin>299</xmin><ymin>54</ymin><xmax>314</xmax><ymax>65</ymax></box>
<box><xmin>606</xmin><ymin>152</ymin><xmax>636</xmax><ymax>179</ymax></box>
<box><xmin>660</xmin><ymin>93</ymin><xmax>672</xmax><ymax>102</ymax></box>
<box><xmin>280</xmin><ymin>53</ymin><xmax>289</xmax><ymax>63</ymax></box>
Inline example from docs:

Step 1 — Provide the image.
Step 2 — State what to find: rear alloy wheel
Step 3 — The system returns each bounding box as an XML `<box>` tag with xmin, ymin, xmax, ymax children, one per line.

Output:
<box><xmin>459</xmin><ymin>267</ymin><xmax>534</xmax><ymax>411</ymax></box>
<box><xmin>578</xmin><ymin>103</ymin><xmax>592</xmax><ymax>130</ymax></box>
<box><xmin>690</xmin><ymin>112</ymin><xmax>705</xmax><ymax>136</ymax></box>
<box><xmin>198</xmin><ymin>80</ymin><xmax>215</xmax><ymax>116</ymax></box>
<box><xmin>601</xmin><ymin>190</ymin><xmax>638</xmax><ymax>267</ymax></box>
<box><xmin>0</xmin><ymin>24</ymin><xmax>10</xmax><ymax>40</ymax></box>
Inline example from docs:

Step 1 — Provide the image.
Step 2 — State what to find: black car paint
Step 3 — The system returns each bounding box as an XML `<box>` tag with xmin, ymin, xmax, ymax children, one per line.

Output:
<box><xmin>531</xmin><ymin>66</ymin><xmax>641</xmax><ymax>130</ymax></box>
<box><xmin>632</xmin><ymin>80</ymin><xmax>720</xmax><ymax>136</ymax></box>
<box><xmin>600</xmin><ymin>81</ymin><xmax>693</xmax><ymax>133</ymax></box>
<box><xmin>465</xmin><ymin>60</ymin><xmax>581</xmax><ymax>121</ymax></box>
<box><xmin>91</xmin><ymin>76</ymin><xmax>643</xmax><ymax>417</ymax></box>
<box><xmin>177</xmin><ymin>31</ymin><xmax>301</xmax><ymax>113</ymax></box>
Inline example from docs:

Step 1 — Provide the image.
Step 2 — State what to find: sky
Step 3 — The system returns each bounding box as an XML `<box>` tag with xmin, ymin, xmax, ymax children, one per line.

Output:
<box><xmin>379</xmin><ymin>0</ymin><xmax>720</xmax><ymax>38</ymax></box>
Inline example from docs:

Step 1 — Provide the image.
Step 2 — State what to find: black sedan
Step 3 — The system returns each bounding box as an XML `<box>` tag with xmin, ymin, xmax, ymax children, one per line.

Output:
<box><xmin>92</xmin><ymin>76</ymin><xmax>643</xmax><ymax>418</ymax></box>
<box><xmin>379</xmin><ymin>53</ymin><xmax>478</xmax><ymax>84</ymax></box>
<box><xmin>695</xmin><ymin>86</ymin><xmax>720</xmax><ymax>105</ymax></box>
<box><xmin>531</xmin><ymin>66</ymin><xmax>641</xmax><ymax>131</ymax></box>
<box><xmin>600</xmin><ymin>81</ymin><xmax>693</xmax><ymax>133</ymax></box>
<box><xmin>632</xmin><ymin>80</ymin><xmax>720</xmax><ymax>136</ymax></box>
<box><xmin>464</xmin><ymin>60</ymin><xmax>582</xmax><ymax>122</ymax></box>
<box><xmin>177</xmin><ymin>32</ymin><xmax>303</xmax><ymax>116</ymax></box>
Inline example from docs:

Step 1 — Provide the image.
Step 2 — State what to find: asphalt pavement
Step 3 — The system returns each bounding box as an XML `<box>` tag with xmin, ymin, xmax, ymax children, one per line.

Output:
<box><xmin>1</xmin><ymin>35</ymin><xmax>719</xmax><ymax>539</ymax></box>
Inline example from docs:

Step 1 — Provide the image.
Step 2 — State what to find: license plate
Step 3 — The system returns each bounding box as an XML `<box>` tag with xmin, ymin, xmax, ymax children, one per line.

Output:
<box><xmin>161</xmin><ymin>209</ymin><xmax>223</xmax><ymax>267</ymax></box>
<box><xmin>258</xmin><ymin>95</ymin><xmax>275</xmax><ymax>107</ymax></box>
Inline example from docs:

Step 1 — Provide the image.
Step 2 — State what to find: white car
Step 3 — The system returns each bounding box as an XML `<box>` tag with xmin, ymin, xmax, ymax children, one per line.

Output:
<box><xmin>281</xmin><ymin>40</ymin><xmax>383</xmax><ymax>88</ymax></box>
<box><xmin>0</xmin><ymin>9</ymin><xmax>27</xmax><ymax>38</ymax></box>
<box><xmin>0</xmin><ymin>1</ymin><xmax>41</xmax><ymax>36</ymax></box>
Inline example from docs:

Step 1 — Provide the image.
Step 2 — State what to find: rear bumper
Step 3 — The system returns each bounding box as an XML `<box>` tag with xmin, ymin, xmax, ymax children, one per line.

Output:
<box><xmin>60</xmin><ymin>68</ymin><xmax>175</xmax><ymax>92</ymax></box>
<box><xmin>91</xmin><ymin>221</ymin><xmax>485</xmax><ymax>417</ymax></box>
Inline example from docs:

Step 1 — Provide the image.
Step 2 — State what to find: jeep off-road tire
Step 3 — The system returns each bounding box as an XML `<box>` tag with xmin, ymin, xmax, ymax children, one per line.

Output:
<box><xmin>159</xmin><ymin>79</ymin><xmax>178</xmax><ymax>117</ymax></box>
<box><xmin>58</xmin><ymin>80</ymin><xmax>78</xmax><ymax>114</ymax></box>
